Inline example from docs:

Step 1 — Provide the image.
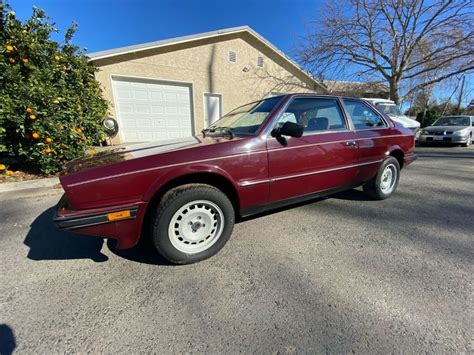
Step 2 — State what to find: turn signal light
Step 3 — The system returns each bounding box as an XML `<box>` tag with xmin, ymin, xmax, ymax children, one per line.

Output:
<box><xmin>107</xmin><ymin>210</ymin><xmax>131</xmax><ymax>221</ymax></box>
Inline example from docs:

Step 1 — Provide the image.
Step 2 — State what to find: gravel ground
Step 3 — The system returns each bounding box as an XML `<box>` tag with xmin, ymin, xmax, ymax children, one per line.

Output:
<box><xmin>0</xmin><ymin>145</ymin><xmax>473</xmax><ymax>353</ymax></box>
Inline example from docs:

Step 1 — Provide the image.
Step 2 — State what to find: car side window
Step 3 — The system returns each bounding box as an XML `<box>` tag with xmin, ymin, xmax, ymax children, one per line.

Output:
<box><xmin>277</xmin><ymin>98</ymin><xmax>347</xmax><ymax>134</ymax></box>
<box><xmin>276</xmin><ymin>112</ymin><xmax>297</xmax><ymax>126</ymax></box>
<box><xmin>343</xmin><ymin>99</ymin><xmax>387</xmax><ymax>129</ymax></box>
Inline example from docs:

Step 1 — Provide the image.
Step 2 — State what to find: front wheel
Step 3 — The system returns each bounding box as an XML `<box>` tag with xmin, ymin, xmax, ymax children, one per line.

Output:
<box><xmin>152</xmin><ymin>184</ymin><xmax>235</xmax><ymax>264</ymax></box>
<box><xmin>363</xmin><ymin>157</ymin><xmax>400</xmax><ymax>200</ymax></box>
<box><xmin>461</xmin><ymin>136</ymin><xmax>471</xmax><ymax>147</ymax></box>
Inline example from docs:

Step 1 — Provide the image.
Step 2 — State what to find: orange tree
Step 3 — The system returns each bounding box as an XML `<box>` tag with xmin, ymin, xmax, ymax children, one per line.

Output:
<box><xmin>0</xmin><ymin>4</ymin><xmax>108</xmax><ymax>174</ymax></box>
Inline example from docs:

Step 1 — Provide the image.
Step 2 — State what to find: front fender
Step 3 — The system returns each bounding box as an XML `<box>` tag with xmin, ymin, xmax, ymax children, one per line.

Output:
<box><xmin>142</xmin><ymin>164</ymin><xmax>239</xmax><ymax>201</ymax></box>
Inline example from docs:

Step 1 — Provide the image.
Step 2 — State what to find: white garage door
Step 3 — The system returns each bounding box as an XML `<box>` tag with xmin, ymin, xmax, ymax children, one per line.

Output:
<box><xmin>112</xmin><ymin>77</ymin><xmax>193</xmax><ymax>143</ymax></box>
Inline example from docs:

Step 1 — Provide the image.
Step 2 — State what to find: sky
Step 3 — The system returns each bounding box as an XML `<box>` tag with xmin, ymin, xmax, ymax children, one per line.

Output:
<box><xmin>9</xmin><ymin>0</ymin><xmax>323</xmax><ymax>56</ymax></box>
<box><xmin>7</xmin><ymin>0</ymin><xmax>473</xmax><ymax>106</ymax></box>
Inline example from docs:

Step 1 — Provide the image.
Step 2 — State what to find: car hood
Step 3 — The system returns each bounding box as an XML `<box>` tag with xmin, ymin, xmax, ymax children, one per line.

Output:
<box><xmin>389</xmin><ymin>115</ymin><xmax>421</xmax><ymax>129</ymax></box>
<box><xmin>62</xmin><ymin>136</ymin><xmax>209</xmax><ymax>174</ymax></box>
<box><xmin>423</xmin><ymin>125</ymin><xmax>469</xmax><ymax>132</ymax></box>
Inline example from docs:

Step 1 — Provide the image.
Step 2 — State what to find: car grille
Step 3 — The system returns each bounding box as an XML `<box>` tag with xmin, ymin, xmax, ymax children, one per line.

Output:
<box><xmin>429</xmin><ymin>130</ymin><xmax>453</xmax><ymax>135</ymax></box>
<box><xmin>426</xmin><ymin>137</ymin><xmax>452</xmax><ymax>142</ymax></box>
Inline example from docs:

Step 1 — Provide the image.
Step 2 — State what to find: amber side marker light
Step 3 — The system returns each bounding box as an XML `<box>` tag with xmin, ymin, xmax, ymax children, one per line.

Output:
<box><xmin>107</xmin><ymin>210</ymin><xmax>131</xmax><ymax>221</ymax></box>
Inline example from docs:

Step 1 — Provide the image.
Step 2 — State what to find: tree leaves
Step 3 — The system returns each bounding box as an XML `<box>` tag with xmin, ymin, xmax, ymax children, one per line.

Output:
<box><xmin>0</xmin><ymin>4</ymin><xmax>108</xmax><ymax>174</ymax></box>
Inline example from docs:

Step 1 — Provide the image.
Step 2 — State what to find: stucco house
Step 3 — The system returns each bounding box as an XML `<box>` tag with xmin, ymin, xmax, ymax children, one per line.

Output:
<box><xmin>88</xmin><ymin>26</ymin><xmax>326</xmax><ymax>144</ymax></box>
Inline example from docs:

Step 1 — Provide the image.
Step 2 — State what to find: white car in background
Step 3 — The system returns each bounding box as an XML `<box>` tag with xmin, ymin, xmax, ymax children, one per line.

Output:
<box><xmin>363</xmin><ymin>98</ymin><xmax>421</xmax><ymax>133</ymax></box>
<box><xmin>418</xmin><ymin>116</ymin><xmax>473</xmax><ymax>147</ymax></box>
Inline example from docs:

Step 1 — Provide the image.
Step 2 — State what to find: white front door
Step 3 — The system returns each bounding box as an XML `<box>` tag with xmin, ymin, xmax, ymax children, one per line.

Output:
<box><xmin>112</xmin><ymin>77</ymin><xmax>193</xmax><ymax>143</ymax></box>
<box><xmin>204</xmin><ymin>93</ymin><xmax>222</xmax><ymax>128</ymax></box>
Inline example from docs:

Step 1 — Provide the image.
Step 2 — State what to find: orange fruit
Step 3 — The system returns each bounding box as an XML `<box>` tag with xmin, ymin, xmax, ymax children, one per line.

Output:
<box><xmin>54</xmin><ymin>55</ymin><xmax>61</xmax><ymax>61</ymax></box>
<box><xmin>6</xmin><ymin>170</ymin><xmax>14</xmax><ymax>176</ymax></box>
<box><xmin>32</xmin><ymin>132</ymin><xmax>40</xmax><ymax>139</ymax></box>
<box><xmin>45</xmin><ymin>137</ymin><xmax>53</xmax><ymax>143</ymax></box>
<box><xmin>43</xmin><ymin>148</ymin><xmax>52</xmax><ymax>154</ymax></box>
<box><xmin>8</xmin><ymin>58</ymin><xmax>15</xmax><ymax>64</ymax></box>
<box><xmin>5</xmin><ymin>45</ymin><xmax>14</xmax><ymax>52</ymax></box>
<box><xmin>76</xmin><ymin>128</ymin><xmax>82</xmax><ymax>133</ymax></box>
<box><xmin>29</xmin><ymin>114</ymin><xmax>36</xmax><ymax>120</ymax></box>
<box><xmin>22</xmin><ymin>58</ymin><xmax>29</xmax><ymax>64</ymax></box>
<box><xmin>0</xmin><ymin>164</ymin><xmax>5</xmax><ymax>171</ymax></box>
<box><xmin>26</xmin><ymin>107</ymin><xmax>33</xmax><ymax>114</ymax></box>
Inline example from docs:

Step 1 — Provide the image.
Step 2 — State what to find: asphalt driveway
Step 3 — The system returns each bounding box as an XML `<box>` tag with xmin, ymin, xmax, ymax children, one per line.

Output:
<box><xmin>0</xmin><ymin>145</ymin><xmax>473</xmax><ymax>353</ymax></box>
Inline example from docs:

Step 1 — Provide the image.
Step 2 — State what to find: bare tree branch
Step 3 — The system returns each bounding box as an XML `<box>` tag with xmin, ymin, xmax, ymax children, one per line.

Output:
<box><xmin>298</xmin><ymin>0</ymin><xmax>474</xmax><ymax>104</ymax></box>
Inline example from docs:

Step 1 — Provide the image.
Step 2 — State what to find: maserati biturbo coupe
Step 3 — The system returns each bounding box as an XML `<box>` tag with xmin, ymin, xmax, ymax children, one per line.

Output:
<box><xmin>54</xmin><ymin>94</ymin><xmax>417</xmax><ymax>264</ymax></box>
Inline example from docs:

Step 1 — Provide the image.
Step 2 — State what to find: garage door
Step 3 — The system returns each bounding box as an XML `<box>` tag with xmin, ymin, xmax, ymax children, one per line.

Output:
<box><xmin>112</xmin><ymin>77</ymin><xmax>193</xmax><ymax>143</ymax></box>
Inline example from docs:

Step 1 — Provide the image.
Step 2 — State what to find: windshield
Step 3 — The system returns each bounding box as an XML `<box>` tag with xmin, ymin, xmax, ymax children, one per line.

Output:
<box><xmin>208</xmin><ymin>96</ymin><xmax>283</xmax><ymax>135</ymax></box>
<box><xmin>433</xmin><ymin>116</ymin><xmax>470</xmax><ymax>126</ymax></box>
<box><xmin>375</xmin><ymin>103</ymin><xmax>402</xmax><ymax>116</ymax></box>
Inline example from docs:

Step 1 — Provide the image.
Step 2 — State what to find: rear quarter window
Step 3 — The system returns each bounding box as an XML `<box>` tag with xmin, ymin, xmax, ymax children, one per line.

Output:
<box><xmin>344</xmin><ymin>99</ymin><xmax>387</xmax><ymax>129</ymax></box>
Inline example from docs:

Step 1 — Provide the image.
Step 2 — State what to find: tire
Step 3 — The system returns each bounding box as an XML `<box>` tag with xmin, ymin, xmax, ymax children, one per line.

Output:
<box><xmin>363</xmin><ymin>156</ymin><xmax>400</xmax><ymax>200</ymax></box>
<box><xmin>152</xmin><ymin>184</ymin><xmax>235</xmax><ymax>264</ymax></box>
<box><xmin>461</xmin><ymin>136</ymin><xmax>471</xmax><ymax>147</ymax></box>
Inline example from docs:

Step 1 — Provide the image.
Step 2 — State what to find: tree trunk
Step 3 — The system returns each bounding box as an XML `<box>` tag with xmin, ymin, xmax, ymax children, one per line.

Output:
<box><xmin>389</xmin><ymin>80</ymin><xmax>400</xmax><ymax>105</ymax></box>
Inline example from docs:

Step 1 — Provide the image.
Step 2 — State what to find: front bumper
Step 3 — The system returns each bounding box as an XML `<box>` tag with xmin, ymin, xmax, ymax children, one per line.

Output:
<box><xmin>54</xmin><ymin>194</ymin><xmax>147</xmax><ymax>249</ymax></box>
<box><xmin>418</xmin><ymin>134</ymin><xmax>470</xmax><ymax>144</ymax></box>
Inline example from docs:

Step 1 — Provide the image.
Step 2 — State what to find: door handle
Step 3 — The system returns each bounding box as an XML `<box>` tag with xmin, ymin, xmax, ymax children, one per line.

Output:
<box><xmin>345</xmin><ymin>140</ymin><xmax>357</xmax><ymax>147</ymax></box>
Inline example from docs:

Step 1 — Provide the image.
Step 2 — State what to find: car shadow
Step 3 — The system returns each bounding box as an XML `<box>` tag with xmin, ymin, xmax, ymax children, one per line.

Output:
<box><xmin>0</xmin><ymin>324</ymin><xmax>16</xmax><ymax>355</ymax></box>
<box><xmin>330</xmin><ymin>188</ymin><xmax>372</xmax><ymax>201</ymax></box>
<box><xmin>24</xmin><ymin>187</ymin><xmax>375</xmax><ymax>264</ymax></box>
<box><xmin>23</xmin><ymin>206</ymin><xmax>172</xmax><ymax>265</ymax></box>
<box><xmin>238</xmin><ymin>188</ymin><xmax>371</xmax><ymax>223</ymax></box>
<box><xmin>24</xmin><ymin>207</ymin><xmax>109</xmax><ymax>262</ymax></box>
<box><xmin>106</xmin><ymin>235</ymin><xmax>173</xmax><ymax>266</ymax></box>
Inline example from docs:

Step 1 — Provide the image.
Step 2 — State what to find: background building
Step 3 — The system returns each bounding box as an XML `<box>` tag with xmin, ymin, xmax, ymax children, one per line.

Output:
<box><xmin>324</xmin><ymin>80</ymin><xmax>389</xmax><ymax>99</ymax></box>
<box><xmin>89</xmin><ymin>26</ymin><xmax>326</xmax><ymax>144</ymax></box>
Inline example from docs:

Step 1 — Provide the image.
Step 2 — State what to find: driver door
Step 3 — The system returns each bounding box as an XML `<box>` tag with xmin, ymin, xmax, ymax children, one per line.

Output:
<box><xmin>266</xmin><ymin>97</ymin><xmax>359</xmax><ymax>202</ymax></box>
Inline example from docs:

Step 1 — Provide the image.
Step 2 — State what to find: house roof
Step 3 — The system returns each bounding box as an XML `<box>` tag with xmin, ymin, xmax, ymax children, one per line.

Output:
<box><xmin>87</xmin><ymin>26</ymin><xmax>326</xmax><ymax>91</ymax></box>
<box><xmin>324</xmin><ymin>80</ymin><xmax>389</xmax><ymax>96</ymax></box>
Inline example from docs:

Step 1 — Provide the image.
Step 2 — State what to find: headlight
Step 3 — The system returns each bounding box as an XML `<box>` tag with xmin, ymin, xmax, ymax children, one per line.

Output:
<box><xmin>453</xmin><ymin>129</ymin><xmax>468</xmax><ymax>136</ymax></box>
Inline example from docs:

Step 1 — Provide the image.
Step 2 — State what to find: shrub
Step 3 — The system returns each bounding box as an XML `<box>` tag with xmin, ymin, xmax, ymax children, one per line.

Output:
<box><xmin>0</xmin><ymin>5</ymin><xmax>108</xmax><ymax>174</ymax></box>
<box><xmin>416</xmin><ymin>108</ymin><xmax>441</xmax><ymax>128</ymax></box>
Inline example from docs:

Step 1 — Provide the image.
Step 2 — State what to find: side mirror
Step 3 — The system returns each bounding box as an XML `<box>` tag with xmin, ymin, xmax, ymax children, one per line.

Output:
<box><xmin>271</xmin><ymin>121</ymin><xmax>304</xmax><ymax>138</ymax></box>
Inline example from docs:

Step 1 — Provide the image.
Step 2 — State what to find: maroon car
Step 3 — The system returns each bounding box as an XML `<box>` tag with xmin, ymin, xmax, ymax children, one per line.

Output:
<box><xmin>54</xmin><ymin>94</ymin><xmax>417</xmax><ymax>264</ymax></box>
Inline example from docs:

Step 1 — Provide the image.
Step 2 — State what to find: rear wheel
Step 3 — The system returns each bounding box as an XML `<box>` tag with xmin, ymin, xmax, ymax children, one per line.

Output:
<box><xmin>152</xmin><ymin>184</ymin><xmax>234</xmax><ymax>264</ymax></box>
<box><xmin>363</xmin><ymin>156</ymin><xmax>400</xmax><ymax>200</ymax></box>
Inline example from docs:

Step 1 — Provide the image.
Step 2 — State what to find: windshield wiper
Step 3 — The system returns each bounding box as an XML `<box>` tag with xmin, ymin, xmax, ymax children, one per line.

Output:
<box><xmin>202</xmin><ymin>126</ymin><xmax>234</xmax><ymax>139</ymax></box>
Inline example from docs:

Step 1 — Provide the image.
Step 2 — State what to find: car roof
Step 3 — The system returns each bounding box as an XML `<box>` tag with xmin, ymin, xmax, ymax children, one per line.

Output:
<box><xmin>274</xmin><ymin>93</ymin><xmax>366</xmax><ymax>101</ymax></box>
<box><xmin>362</xmin><ymin>98</ymin><xmax>395</xmax><ymax>104</ymax></box>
